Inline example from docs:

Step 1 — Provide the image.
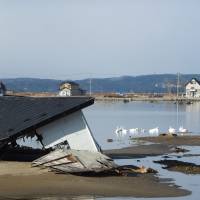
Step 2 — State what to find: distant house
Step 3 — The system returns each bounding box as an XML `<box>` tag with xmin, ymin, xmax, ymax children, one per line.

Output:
<box><xmin>0</xmin><ymin>82</ymin><xmax>6</xmax><ymax>96</ymax></box>
<box><xmin>59</xmin><ymin>81</ymin><xmax>86</xmax><ymax>96</ymax></box>
<box><xmin>185</xmin><ymin>78</ymin><xmax>200</xmax><ymax>98</ymax></box>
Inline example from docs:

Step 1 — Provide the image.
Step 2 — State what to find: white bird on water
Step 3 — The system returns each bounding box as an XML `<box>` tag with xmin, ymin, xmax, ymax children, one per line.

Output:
<box><xmin>115</xmin><ymin>126</ymin><xmax>127</xmax><ymax>138</ymax></box>
<box><xmin>129</xmin><ymin>128</ymin><xmax>146</xmax><ymax>136</ymax></box>
<box><xmin>129</xmin><ymin>128</ymin><xmax>139</xmax><ymax>135</ymax></box>
<box><xmin>149</xmin><ymin>127</ymin><xmax>159</xmax><ymax>136</ymax></box>
<box><xmin>179</xmin><ymin>126</ymin><xmax>188</xmax><ymax>133</ymax></box>
<box><xmin>168</xmin><ymin>127</ymin><xmax>176</xmax><ymax>134</ymax></box>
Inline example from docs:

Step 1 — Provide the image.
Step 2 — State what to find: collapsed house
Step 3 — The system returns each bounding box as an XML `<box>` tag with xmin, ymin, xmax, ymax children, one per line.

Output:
<box><xmin>0</xmin><ymin>96</ymin><xmax>116</xmax><ymax>174</ymax></box>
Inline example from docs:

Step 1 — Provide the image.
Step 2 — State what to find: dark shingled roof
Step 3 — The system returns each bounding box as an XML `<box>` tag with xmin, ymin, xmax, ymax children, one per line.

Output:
<box><xmin>0</xmin><ymin>96</ymin><xmax>94</xmax><ymax>142</ymax></box>
<box><xmin>60</xmin><ymin>81</ymin><xmax>79</xmax><ymax>86</ymax></box>
<box><xmin>185</xmin><ymin>78</ymin><xmax>200</xmax><ymax>86</ymax></box>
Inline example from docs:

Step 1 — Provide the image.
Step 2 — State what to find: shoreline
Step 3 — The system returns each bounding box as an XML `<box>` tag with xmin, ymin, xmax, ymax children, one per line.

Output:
<box><xmin>9</xmin><ymin>92</ymin><xmax>200</xmax><ymax>102</ymax></box>
<box><xmin>94</xmin><ymin>96</ymin><xmax>200</xmax><ymax>102</ymax></box>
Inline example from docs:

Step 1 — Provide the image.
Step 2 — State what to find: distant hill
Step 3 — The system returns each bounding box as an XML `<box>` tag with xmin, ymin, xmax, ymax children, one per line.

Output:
<box><xmin>2</xmin><ymin>78</ymin><xmax>61</xmax><ymax>92</ymax></box>
<box><xmin>1</xmin><ymin>74</ymin><xmax>200</xmax><ymax>93</ymax></box>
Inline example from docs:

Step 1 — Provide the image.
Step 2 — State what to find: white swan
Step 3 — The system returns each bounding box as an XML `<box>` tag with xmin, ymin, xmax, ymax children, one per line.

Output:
<box><xmin>179</xmin><ymin>126</ymin><xmax>188</xmax><ymax>133</ymax></box>
<box><xmin>168</xmin><ymin>127</ymin><xmax>176</xmax><ymax>134</ymax></box>
<box><xmin>121</xmin><ymin>128</ymin><xmax>128</xmax><ymax>136</ymax></box>
<box><xmin>140</xmin><ymin>128</ymin><xmax>146</xmax><ymax>134</ymax></box>
<box><xmin>149</xmin><ymin>127</ymin><xmax>159</xmax><ymax>136</ymax></box>
<box><xmin>129</xmin><ymin>128</ymin><xmax>146</xmax><ymax>136</ymax></box>
<box><xmin>129</xmin><ymin>128</ymin><xmax>139</xmax><ymax>135</ymax></box>
<box><xmin>115</xmin><ymin>126</ymin><xmax>127</xmax><ymax>138</ymax></box>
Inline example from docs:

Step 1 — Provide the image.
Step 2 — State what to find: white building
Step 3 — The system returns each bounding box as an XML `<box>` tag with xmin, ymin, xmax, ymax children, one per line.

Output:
<box><xmin>185</xmin><ymin>78</ymin><xmax>200</xmax><ymax>98</ymax></box>
<box><xmin>59</xmin><ymin>81</ymin><xmax>86</xmax><ymax>97</ymax></box>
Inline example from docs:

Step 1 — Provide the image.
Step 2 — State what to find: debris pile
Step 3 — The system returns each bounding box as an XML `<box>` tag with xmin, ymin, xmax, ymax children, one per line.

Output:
<box><xmin>118</xmin><ymin>165</ymin><xmax>157</xmax><ymax>174</ymax></box>
<box><xmin>173</xmin><ymin>147</ymin><xmax>189</xmax><ymax>153</ymax></box>
<box><xmin>32</xmin><ymin>148</ymin><xmax>118</xmax><ymax>174</ymax></box>
<box><xmin>32</xmin><ymin>148</ymin><xmax>157</xmax><ymax>176</ymax></box>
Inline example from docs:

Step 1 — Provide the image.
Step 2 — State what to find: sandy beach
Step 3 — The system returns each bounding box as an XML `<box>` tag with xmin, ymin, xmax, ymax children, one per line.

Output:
<box><xmin>0</xmin><ymin>161</ymin><xmax>190</xmax><ymax>199</ymax></box>
<box><xmin>138</xmin><ymin>135</ymin><xmax>200</xmax><ymax>146</ymax></box>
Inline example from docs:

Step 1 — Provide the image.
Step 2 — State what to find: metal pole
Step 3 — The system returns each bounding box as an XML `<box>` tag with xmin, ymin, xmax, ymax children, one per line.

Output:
<box><xmin>177</xmin><ymin>72</ymin><xmax>180</xmax><ymax>100</ymax></box>
<box><xmin>176</xmin><ymin>73</ymin><xmax>180</xmax><ymax>130</ymax></box>
<box><xmin>89</xmin><ymin>78</ymin><xmax>92</xmax><ymax>96</ymax></box>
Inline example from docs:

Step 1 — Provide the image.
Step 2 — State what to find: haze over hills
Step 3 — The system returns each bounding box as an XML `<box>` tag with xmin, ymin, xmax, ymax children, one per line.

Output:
<box><xmin>1</xmin><ymin>74</ymin><xmax>200</xmax><ymax>94</ymax></box>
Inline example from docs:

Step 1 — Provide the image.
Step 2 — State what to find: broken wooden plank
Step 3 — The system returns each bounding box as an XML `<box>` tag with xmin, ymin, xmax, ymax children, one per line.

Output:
<box><xmin>32</xmin><ymin>149</ymin><xmax>118</xmax><ymax>173</ymax></box>
<box><xmin>43</xmin><ymin>154</ymin><xmax>78</xmax><ymax>167</ymax></box>
<box><xmin>50</xmin><ymin>162</ymin><xmax>89</xmax><ymax>173</ymax></box>
<box><xmin>32</xmin><ymin>149</ymin><xmax>69</xmax><ymax>167</ymax></box>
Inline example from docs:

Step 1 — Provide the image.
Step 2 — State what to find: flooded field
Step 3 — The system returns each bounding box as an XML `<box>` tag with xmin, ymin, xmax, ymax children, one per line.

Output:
<box><xmin>84</xmin><ymin>101</ymin><xmax>200</xmax><ymax>149</ymax></box>
<box><xmin>83</xmin><ymin>101</ymin><xmax>200</xmax><ymax>200</ymax></box>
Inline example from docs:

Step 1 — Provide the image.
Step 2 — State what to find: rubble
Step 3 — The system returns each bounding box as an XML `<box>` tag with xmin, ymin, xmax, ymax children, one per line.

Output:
<box><xmin>173</xmin><ymin>147</ymin><xmax>189</xmax><ymax>153</ymax></box>
<box><xmin>32</xmin><ymin>148</ymin><xmax>118</xmax><ymax>173</ymax></box>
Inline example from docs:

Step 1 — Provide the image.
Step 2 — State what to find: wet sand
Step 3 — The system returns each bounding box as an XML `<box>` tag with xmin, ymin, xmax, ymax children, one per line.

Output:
<box><xmin>0</xmin><ymin>161</ymin><xmax>190</xmax><ymax>199</ymax></box>
<box><xmin>154</xmin><ymin>160</ymin><xmax>200</xmax><ymax>175</ymax></box>
<box><xmin>105</xmin><ymin>135</ymin><xmax>200</xmax><ymax>159</ymax></box>
<box><xmin>138</xmin><ymin>135</ymin><xmax>200</xmax><ymax>146</ymax></box>
<box><xmin>105</xmin><ymin>143</ymin><xmax>173</xmax><ymax>159</ymax></box>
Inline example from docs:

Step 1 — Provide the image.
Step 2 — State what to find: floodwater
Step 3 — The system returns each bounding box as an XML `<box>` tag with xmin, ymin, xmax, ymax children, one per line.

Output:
<box><xmin>84</xmin><ymin>101</ymin><xmax>200</xmax><ymax>150</ymax></box>
<box><xmin>84</xmin><ymin>101</ymin><xmax>200</xmax><ymax>200</ymax></box>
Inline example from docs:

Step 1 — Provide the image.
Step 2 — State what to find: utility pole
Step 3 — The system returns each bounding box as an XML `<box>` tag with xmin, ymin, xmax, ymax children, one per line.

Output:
<box><xmin>89</xmin><ymin>78</ymin><xmax>92</xmax><ymax>96</ymax></box>
<box><xmin>166</xmin><ymin>81</ymin><xmax>171</xmax><ymax>95</ymax></box>
<box><xmin>176</xmin><ymin>72</ymin><xmax>180</xmax><ymax>129</ymax></box>
<box><xmin>176</xmin><ymin>72</ymin><xmax>180</xmax><ymax>100</ymax></box>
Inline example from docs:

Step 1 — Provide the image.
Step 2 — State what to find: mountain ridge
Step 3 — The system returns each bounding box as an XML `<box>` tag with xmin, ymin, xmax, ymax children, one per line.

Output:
<box><xmin>1</xmin><ymin>74</ymin><xmax>200</xmax><ymax>93</ymax></box>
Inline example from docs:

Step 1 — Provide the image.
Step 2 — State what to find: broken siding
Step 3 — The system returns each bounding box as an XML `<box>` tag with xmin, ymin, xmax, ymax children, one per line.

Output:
<box><xmin>37</xmin><ymin>110</ymin><xmax>98</xmax><ymax>152</ymax></box>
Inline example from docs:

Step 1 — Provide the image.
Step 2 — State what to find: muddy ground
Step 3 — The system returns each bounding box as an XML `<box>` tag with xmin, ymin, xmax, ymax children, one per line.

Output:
<box><xmin>138</xmin><ymin>135</ymin><xmax>200</xmax><ymax>146</ymax></box>
<box><xmin>105</xmin><ymin>135</ymin><xmax>200</xmax><ymax>159</ymax></box>
<box><xmin>154</xmin><ymin>160</ymin><xmax>200</xmax><ymax>174</ymax></box>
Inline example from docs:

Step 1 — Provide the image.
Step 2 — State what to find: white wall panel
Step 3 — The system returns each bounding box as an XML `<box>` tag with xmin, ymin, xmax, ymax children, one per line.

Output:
<box><xmin>37</xmin><ymin>110</ymin><xmax>98</xmax><ymax>152</ymax></box>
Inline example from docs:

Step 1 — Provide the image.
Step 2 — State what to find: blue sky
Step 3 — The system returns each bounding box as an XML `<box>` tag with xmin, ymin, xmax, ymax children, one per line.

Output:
<box><xmin>0</xmin><ymin>0</ymin><xmax>200</xmax><ymax>79</ymax></box>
